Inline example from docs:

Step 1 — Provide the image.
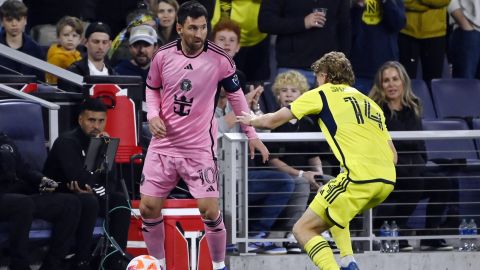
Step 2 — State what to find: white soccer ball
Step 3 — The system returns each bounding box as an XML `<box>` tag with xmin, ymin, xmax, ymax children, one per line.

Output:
<box><xmin>126</xmin><ymin>255</ymin><xmax>162</xmax><ymax>270</ymax></box>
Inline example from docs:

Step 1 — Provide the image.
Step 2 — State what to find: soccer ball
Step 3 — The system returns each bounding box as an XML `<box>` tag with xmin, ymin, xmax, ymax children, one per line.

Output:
<box><xmin>127</xmin><ymin>255</ymin><xmax>162</xmax><ymax>270</ymax></box>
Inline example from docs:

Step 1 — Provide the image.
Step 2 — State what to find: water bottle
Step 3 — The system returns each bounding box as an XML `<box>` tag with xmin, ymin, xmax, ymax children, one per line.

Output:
<box><xmin>458</xmin><ymin>219</ymin><xmax>469</xmax><ymax>251</ymax></box>
<box><xmin>390</xmin><ymin>220</ymin><xmax>400</xmax><ymax>253</ymax></box>
<box><xmin>467</xmin><ymin>219</ymin><xmax>478</xmax><ymax>251</ymax></box>
<box><xmin>379</xmin><ymin>220</ymin><xmax>391</xmax><ymax>253</ymax></box>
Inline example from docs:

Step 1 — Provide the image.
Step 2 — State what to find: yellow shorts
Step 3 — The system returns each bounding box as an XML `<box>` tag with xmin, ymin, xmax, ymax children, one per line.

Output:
<box><xmin>309</xmin><ymin>174</ymin><xmax>394</xmax><ymax>229</ymax></box>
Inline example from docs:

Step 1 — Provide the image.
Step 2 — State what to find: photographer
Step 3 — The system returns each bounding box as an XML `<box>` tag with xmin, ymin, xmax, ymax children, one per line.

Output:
<box><xmin>43</xmin><ymin>98</ymin><xmax>130</xmax><ymax>270</ymax></box>
<box><xmin>0</xmin><ymin>132</ymin><xmax>80</xmax><ymax>270</ymax></box>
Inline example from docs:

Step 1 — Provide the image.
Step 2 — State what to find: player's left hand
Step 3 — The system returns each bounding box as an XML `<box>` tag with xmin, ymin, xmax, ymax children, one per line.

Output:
<box><xmin>248</xmin><ymin>138</ymin><xmax>269</xmax><ymax>163</ymax></box>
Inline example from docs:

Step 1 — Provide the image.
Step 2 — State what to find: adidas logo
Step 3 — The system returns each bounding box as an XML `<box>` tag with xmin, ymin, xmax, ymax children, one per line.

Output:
<box><xmin>184</xmin><ymin>63</ymin><xmax>193</xmax><ymax>70</ymax></box>
<box><xmin>206</xmin><ymin>186</ymin><xmax>215</xmax><ymax>192</ymax></box>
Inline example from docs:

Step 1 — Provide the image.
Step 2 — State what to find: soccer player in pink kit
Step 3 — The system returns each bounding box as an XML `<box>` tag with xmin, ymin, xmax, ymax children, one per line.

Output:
<box><xmin>139</xmin><ymin>1</ymin><xmax>269</xmax><ymax>270</ymax></box>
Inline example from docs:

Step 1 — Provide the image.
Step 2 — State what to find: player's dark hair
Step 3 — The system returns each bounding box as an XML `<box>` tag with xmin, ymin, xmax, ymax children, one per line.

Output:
<box><xmin>177</xmin><ymin>0</ymin><xmax>208</xmax><ymax>25</ymax></box>
<box><xmin>79</xmin><ymin>98</ymin><xmax>107</xmax><ymax>115</ymax></box>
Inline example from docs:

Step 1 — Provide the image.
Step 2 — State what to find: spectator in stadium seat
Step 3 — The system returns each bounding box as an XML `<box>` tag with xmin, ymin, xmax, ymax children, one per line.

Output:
<box><xmin>0</xmin><ymin>0</ymin><xmax>44</xmax><ymax>80</ymax></box>
<box><xmin>149</xmin><ymin>0</ymin><xmax>179</xmax><ymax>45</ymax></box>
<box><xmin>350</xmin><ymin>0</ymin><xmax>405</xmax><ymax>94</ymax></box>
<box><xmin>258</xmin><ymin>0</ymin><xmax>351</xmax><ymax>87</ymax></box>
<box><xmin>448</xmin><ymin>0</ymin><xmax>480</xmax><ymax>79</ymax></box>
<box><xmin>0</xmin><ymin>132</ymin><xmax>80</xmax><ymax>270</ymax></box>
<box><xmin>369</xmin><ymin>61</ymin><xmax>453</xmax><ymax>251</ymax></box>
<box><xmin>211</xmin><ymin>0</ymin><xmax>271</xmax><ymax>82</ymax></box>
<box><xmin>398</xmin><ymin>0</ymin><xmax>449</xmax><ymax>88</ymax></box>
<box><xmin>115</xmin><ymin>24</ymin><xmax>159</xmax><ymax>83</ymax></box>
<box><xmin>58</xmin><ymin>22</ymin><xmax>115</xmax><ymax>93</ymax></box>
<box><xmin>43</xmin><ymin>98</ymin><xmax>131</xmax><ymax>270</ymax></box>
<box><xmin>45</xmin><ymin>16</ymin><xmax>84</xmax><ymax>85</ymax></box>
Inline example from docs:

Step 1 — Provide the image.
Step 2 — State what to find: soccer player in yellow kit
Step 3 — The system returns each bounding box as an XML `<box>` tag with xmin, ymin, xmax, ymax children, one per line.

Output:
<box><xmin>237</xmin><ymin>52</ymin><xmax>397</xmax><ymax>270</ymax></box>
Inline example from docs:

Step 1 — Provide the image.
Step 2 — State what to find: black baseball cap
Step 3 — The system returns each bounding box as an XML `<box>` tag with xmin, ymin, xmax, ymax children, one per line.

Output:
<box><xmin>85</xmin><ymin>22</ymin><xmax>112</xmax><ymax>39</ymax></box>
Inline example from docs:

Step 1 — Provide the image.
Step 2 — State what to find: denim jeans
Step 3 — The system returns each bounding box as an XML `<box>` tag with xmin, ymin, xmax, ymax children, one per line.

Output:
<box><xmin>248</xmin><ymin>170</ymin><xmax>295</xmax><ymax>233</ymax></box>
<box><xmin>449</xmin><ymin>28</ymin><xmax>480</xmax><ymax>79</ymax></box>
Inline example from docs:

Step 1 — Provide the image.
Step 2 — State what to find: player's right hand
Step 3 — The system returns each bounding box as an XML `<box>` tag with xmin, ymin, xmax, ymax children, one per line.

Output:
<box><xmin>149</xmin><ymin>116</ymin><xmax>167</xmax><ymax>139</ymax></box>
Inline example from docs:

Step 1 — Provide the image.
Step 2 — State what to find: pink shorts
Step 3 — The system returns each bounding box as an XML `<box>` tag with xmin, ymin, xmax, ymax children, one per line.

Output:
<box><xmin>140</xmin><ymin>151</ymin><xmax>219</xmax><ymax>198</ymax></box>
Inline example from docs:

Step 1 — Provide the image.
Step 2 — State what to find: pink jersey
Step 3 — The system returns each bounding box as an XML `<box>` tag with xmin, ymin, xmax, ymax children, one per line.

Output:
<box><xmin>146</xmin><ymin>40</ymin><xmax>257</xmax><ymax>159</ymax></box>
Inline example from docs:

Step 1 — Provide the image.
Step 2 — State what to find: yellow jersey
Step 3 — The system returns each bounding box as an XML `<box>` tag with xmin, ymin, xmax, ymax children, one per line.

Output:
<box><xmin>290</xmin><ymin>83</ymin><xmax>396</xmax><ymax>183</ymax></box>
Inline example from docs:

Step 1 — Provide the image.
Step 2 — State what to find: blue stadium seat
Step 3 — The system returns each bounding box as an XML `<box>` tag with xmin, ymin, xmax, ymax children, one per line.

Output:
<box><xmin>0</xmin><ymin>99</ymin><xmax>47</xmax><ymax>171</ymax></box>
<box><xmin>422</xmin><ymin>119</ymin><xmax>478</xmax><ymax>161</ymax></box>
<box><xmin>411</xmin><ymin>79</ymin><xmax>436</xmax><ymax>119</ymax></box>
<box><xmin>431</xmin><ymin>79</ymin><xmax>480</xmax><ymax>119</ymax></box>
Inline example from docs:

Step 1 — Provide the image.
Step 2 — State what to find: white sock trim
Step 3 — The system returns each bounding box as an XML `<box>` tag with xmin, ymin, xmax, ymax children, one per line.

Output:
<box><xmin>158</xmin><ymin>258</ymin><xmax>166</xmax><ymax>269</ymax></box>
<box><xmin>212</xmin><ymin>261</ymin><xmax>225</xmax><ymax>269</ymax></box>
<box><xmin>340</xmin><ymin>255</ymin><xmax>356</xmax><ymax>267</ymax></box>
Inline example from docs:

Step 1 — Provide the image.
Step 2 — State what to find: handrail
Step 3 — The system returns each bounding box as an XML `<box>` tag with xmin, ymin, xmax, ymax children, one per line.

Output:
<box><xmin>0</xmin><ymin>83</ymin><xmax>60</xmax><ymax>147</ymax></box>
<box><xmin>224</xmin><ymin>130</ymin><xmax>480</xmax><ymax>142</ymax></box>
<box><xmin>221</xmin><ymin>131</ymin><xmax>480</xmax><ymax>253</ymax></box>
<box><xmin>0</xmin><ymin>43</ymin><xmax>83</xmax><ymax>86</ymax></box>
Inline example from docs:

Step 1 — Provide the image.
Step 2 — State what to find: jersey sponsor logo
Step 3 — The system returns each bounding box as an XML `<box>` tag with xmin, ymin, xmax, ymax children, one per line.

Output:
<box><xmin>173</xmin><ymin>95</ymin><xmax>193</xmax><ymax>116</ymax></box>
<box><xmin>184</xmin><ymin>63</ymin><xmax>193</xmax><ymax>70</ymax></box>
<box><xmin>180</xmin><ymin>79</ymin><xmax>192</xmax><ymax>92</ymax></box>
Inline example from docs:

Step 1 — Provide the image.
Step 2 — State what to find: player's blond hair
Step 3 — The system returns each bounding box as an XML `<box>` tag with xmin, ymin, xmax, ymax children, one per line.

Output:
<box><xmin>272</xmin><ymin>70</ymin><xmax>310</xmax><ymax>97</ymax></box>
<box><xmin>369</xmin><ymin>61</ymin><xmax>422</xmax><ymax>118</ymax></box>
<box><xmin>311</xmin><ymin>51</ymin><xmax>355</xmax><ymax>86</ymax></box>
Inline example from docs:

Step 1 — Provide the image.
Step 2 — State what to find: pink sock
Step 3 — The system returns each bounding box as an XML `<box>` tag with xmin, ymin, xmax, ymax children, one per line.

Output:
<box><xmin>141</xmin><ymin>216</ymin><xmax>165</xmax><ymax>260</ymax></box>
<box><xmin>202</xmin><ymin>212</ymin><xmax>226</xmax><ymax>263</ymax></box>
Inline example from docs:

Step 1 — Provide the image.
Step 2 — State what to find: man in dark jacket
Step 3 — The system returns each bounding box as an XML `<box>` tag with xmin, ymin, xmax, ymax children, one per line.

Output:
<box><xmin>0</xmin><ymin>132</ymin><xmax>80</xmax><ymax>270</ymax></box>
<box><xmin>258</xmin><ymin>0</ymin><xmax>351</xmax><ymax>87</ymax></box>
<box><xmin>58</xmin><ymin>22</ymin><xmax>115</xmax><ymax>93</ymax></box>
<box><xmin>43</xmin><ymin>98</ymin><xmax>130</xmax><ymax>270</ymax></box>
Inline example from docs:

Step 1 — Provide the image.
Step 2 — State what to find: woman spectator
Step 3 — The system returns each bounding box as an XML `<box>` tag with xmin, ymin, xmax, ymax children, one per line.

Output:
<box><xmin>149</xmin><ymin>0</ymin><xmax>179</xmax><ymax>44</ymax></box>
<box><xmin>369</xmin><ymin>61</ymin><xmax>453</xmax><ymax>251</ymax></box>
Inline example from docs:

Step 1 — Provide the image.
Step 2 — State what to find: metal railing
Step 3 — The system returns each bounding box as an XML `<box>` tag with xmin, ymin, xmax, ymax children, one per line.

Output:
<box><xmin>220</xmin><ymin>130</ymin><xmax>480</xmax><ymax>253</ymax></box>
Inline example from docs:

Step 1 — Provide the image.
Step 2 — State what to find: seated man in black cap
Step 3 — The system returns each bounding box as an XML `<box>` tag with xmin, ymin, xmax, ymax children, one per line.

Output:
<box><xmin>58</xmin><ymin>22</ymin><xmax>116</xmax><ymax>92</ymax></box>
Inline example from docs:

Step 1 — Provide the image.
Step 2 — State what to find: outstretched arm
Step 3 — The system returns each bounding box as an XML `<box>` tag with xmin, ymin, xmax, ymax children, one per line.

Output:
<box><xmin>237</xmin><ymin>107</ymin><xmax>295</xmax><ymax>130</ymax></box>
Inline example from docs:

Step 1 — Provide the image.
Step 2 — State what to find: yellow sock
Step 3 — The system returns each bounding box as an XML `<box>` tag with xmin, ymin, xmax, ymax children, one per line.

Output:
<box><xmin>330</xmin><ymin>224</ymin><xmax>353</xmax><ymax>257</ymax></box>
<box><xmin>304</xmin><ymin>235</ymin><xmax>339</xmax><ymax>270</ymax></box>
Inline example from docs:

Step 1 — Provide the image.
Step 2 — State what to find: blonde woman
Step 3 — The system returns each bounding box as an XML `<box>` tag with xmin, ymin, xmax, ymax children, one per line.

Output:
<box><xmin>369</xmin><ymin>61</ymin><xmax>453</xmax><ymax>251</ymax></box>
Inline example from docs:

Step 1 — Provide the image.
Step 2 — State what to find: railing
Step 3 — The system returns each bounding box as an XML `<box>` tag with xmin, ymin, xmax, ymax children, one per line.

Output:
<box><xmin>0</xmin><ymin>83</ymin><xmax>60</xmax><ymax>147</ymax></box>
<box><xmin>220</xmin><ymin>130</ymin><xmax>480</xmax><ymax>253</ymax></box>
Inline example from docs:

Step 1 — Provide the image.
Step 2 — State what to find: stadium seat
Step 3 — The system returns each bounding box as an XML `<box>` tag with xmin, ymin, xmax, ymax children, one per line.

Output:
<box><xmin>422</xmin><ymin>119</ymin><xmax>478</xmax><ymax>161</ymax></box>
<box><xmin>0</xmin><ymin>99</ymin><xmax>47</xmax><ymax>171</ymax></box>
<box><xmin>430</xmin><ymin>79</ymin><xmax>480</xmax><ymax>119</ymax></box>
<box><xmin>411</xmin><ymin>79</ymin><xmax>436</xmax><ymax>119</ymax></box>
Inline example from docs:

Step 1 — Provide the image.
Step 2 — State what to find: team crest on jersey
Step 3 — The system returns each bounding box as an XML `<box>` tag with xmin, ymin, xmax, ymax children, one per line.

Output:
<box><xmin>180</xmin><ymin>79</ymin><xmax>192</xmax><ymax>92</ymax></box>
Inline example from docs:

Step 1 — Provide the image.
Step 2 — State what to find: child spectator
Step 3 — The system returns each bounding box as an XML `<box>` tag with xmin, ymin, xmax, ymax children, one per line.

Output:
<box><xmin>45</xmin><ymin>16</ymin><xmax>83</xmax><ymax>84</ymax></box>
<box><xmin>0</xmin><ymin>0</ymin><xmax>44</xmax><ymax>80</ymax></box>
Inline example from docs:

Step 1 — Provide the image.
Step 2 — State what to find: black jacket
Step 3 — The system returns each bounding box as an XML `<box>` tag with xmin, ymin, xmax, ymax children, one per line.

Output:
<box><xmin>43</xmin><ymin>127</ymin><xmax>105</xmax><ymax>191</ymax></box>
<box><xmin>258</xmin><ymin>0</ymin><xmax>351</xmax><ymax>69</ymax></box>
<box><xmin>0</xmin><ymin>133</ymin><xmax>43</xmax><ymax>194</ymax></box>
<box><xmin>57</xmin><ymin>57</ymin><xmax>115</xmax><ymax>93</ymax></box>
<box><xmin>383</xmin><ymin>104</ymin><xmax>426</xmax><ymax>177</ymax></box>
